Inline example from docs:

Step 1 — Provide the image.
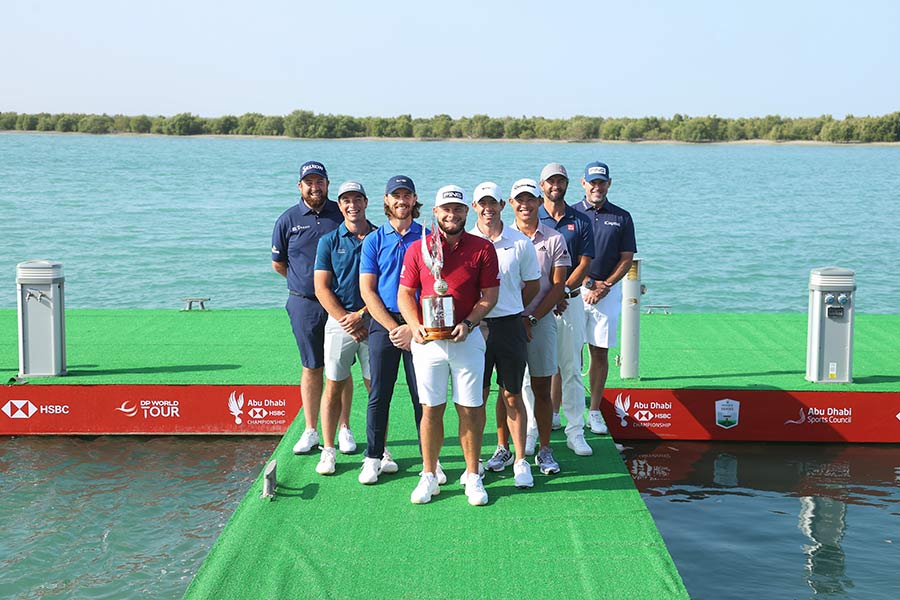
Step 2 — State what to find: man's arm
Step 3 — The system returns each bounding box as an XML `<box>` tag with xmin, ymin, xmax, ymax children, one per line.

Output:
<box><xmin>565</xmin><ymin>254</ymin><xmax>592</xmax><ymax>290</ymax></box>
<box><xmin>521</xmin><ymin>279</ymin><xmax>540</xmax><ymax>309</ymax></box>
<box><xmin>272</xmin><ymin>261</ymin><xmax>287</xmax><ymax>277</ymax></box>
<box><xmin>360</xmin><ymin>273</ymin><xmax>400</xmax><ymax>331</ymax></box>
<box><xmin>397</xmin><ymin>284</ymin><xmax>425</xmax><ymax>345</ymax></box>
<box><xmin>586</xmin><ymin>252</ymin><xmax>635</xmax><ymax>302</ymax></box>
<box><xmin>451</xmin><ymin>286</ymin><xmax>499</xmax><ymax>342</ymax></box>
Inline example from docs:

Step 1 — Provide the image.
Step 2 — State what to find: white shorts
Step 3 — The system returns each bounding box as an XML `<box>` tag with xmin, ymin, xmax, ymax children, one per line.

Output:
<box><xmin>324</xmin><ymin>316</ymin><xmax>370</xmax><ymax>382</ymax></box>
<box><xmin>584</xmin><ymin>284</ymin><xmax>622</xmax><ymax>348</ymax></box>
<box><xmin>411</xmin><ymin>331</ymin><xmax>486</xmax><ymax>408</ymax></box>
<box><xmin>525</xmin><ymin>313</ymin><xmax>558</xmax><ymax>378</ymax></box>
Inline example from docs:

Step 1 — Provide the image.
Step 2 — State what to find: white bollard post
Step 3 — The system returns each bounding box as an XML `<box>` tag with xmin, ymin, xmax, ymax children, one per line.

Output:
<box><xmin>619</xmin><ymin>258</ymin><xmax>642</xmax><ymax>379</ymax></box>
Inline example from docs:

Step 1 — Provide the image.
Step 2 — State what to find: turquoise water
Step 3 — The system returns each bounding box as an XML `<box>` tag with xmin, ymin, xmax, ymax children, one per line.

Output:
<box><xmin>2</xmin><ymin>133</ymin><xmax>899</xmax><ymax>312</ymax></box>
<box><xmin>3</xmin><ymin>133</ymin><xmax>900</xmax><ymax>599</ymax></box>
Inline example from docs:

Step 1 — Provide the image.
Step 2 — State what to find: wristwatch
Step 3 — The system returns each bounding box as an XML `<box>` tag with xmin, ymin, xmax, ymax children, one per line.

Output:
<box><xmin>584</xmin><ymin>278</ymin><xmax>596</xmax><ymax>290</ymax></box>
<box><xmin>563</xmin><ymin>285</ymin><xmax>571</xmax><ymax>296</ymax></box>
<box><xmin>463</xmin><ymin>319</ymin><xmax>476</xmax><ymax>332</ymax></box>
<box><xmin>527</xmin><ymin>315</ymin><xmax>538</xmax><ymax>326</ymax></box>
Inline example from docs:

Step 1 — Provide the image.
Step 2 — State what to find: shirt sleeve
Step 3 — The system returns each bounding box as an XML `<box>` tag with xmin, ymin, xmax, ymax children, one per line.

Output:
<box><xmin>518</xmin><ymin>239</ymin><xmax>541</xmax><ymax>282</ymax></box>
<box><xmin>551</xmin><ymin>233</ymin><xmax>572</xmax><ymax>269</ymax></box>
<box><xmin>399</xmin><ymin>240</ymin><xmax>422</xmax><ymax>289</ymax></box>
<box><xmin>477</xmin><ymin>242</ymin><xmax>500</xmax><ymax>289</ymax></box>
<box><xmin>314</xmin><ymin>234</ymin><xmax>332</xmax><ymax>272</ymax></box>
<box><xmin>359</xmin><ymin>232</ymin><xmax>379</xmax><ymax>275</ymax></box>
<box><xmin>271</xmin><ymin>214</ymin><xmax>289</xmax><ymax>263</ymax></box>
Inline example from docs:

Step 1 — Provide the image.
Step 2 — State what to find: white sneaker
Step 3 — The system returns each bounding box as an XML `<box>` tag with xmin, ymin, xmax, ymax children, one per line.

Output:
<box><xmin>551</xmin><ymin>412</ymin><xmax>562</xmax><ymax>430</ymax></box>
<box><xmin>589</xmin><ymin>410</ymin><xmax>609</xmax><ymax>435</ymax></box>
<box><xmin>524</xmin><ymin>429</ymin><xmax>537</xmax><ymax>456</ymax></box>
<box><xmin>338</xmin><ymin>426</ymin><xmax>357</xmax><ymax>454</ymax></box>
<box><xmin>484</xmin><ymin>446</ymin><xmax>513</xmax><ymax>472</ymax></box>
<box><xmin>292</xmin><ymin>428</ymin><xmax>319</xmax><ymax>454</ymax></box>
<box><xmin>316</xmin><ymin>447</ymin><xmax>336</xmax><ymax>475</ymax></box>
<box><xmin>411</xmin><ymin>472</ymin><xmax>439</xmax><ymax>504</ymax></box>
<box><xmin>358</xmin><ymin>457</ymin><xmax>381</xmax><ymax>484</ymax></box>
<box><xmin>464</xmin><ymin>472</ymin><xmax>488</xmax><ymax>506</ymax></box>
<box><xmin>567</xmin><ymin>434</ymin><xmax>593</xmax><ymax>456</ymax></box>
<box><xmin>381</xmin><ymin>448</ymin><xmax>399</xmax><ymax>474</ymax></box>
<box><xmin>435</xmin><ymin>461</ymin><xmax>447</xmax><ymax>485</ymax></box>
<box><xmin>513</xmin><ymin>458</ymin><xmax>534</xmax><ymax>488</ymax></box>
<box><xmin>458</xmin><ymin>461</ymin><xmax>485</xmax><ymax>486</ymax></box>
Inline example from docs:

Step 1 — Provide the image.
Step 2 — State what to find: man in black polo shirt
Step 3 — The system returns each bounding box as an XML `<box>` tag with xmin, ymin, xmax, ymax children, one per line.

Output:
<box><xmin>271</xmin><ymin>160</ymin><xmax>343</xmax><ymax>455</ymax></box>
<box><xmin>574</xmin><ymin>161</ymin><xmax>637</xmax><ymax>434</ymax></box>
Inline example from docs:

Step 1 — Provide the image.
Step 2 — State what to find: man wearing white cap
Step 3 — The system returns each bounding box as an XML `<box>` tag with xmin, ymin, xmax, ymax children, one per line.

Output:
<box><xmin>509</xmin><ymin>178</ymin><xmax>570</xmax><ymax>475</ymax></box>
<box><xmin>312</xmin><ymin>181</ymin><xmax>376</xmax><ymax>475</ymax></box>
<box><xmin>469</xmin><ymin>182</ymin><xmax>541</xmax><ymax>489</ymax></box>
<box><xmin>398</xmin><ymin>185</ymin><xmax>500</xmax><ymax>505</ymax></box>
<box><xmin>534</xmin><ymin>162</ymin><xmax>597</xmax><ymax>455</ymax></box>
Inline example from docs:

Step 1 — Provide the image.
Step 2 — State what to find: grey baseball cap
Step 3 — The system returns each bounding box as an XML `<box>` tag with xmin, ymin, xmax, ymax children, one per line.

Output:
<box><xmin>540</xmin><ymin>162</ymin><xmax>568</xmax><ymax>182</ymax></box>
<box><xmin>337</xmin><ymin>181</ymin><xmax>367</xmax><ymax>198</ymax></box>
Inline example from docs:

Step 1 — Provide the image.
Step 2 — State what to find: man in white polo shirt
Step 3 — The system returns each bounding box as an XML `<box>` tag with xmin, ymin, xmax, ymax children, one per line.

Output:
<box><xmin>469</xmin><ymin>181</ymin><xmax>541</xmax><ymax>489</ymax></box>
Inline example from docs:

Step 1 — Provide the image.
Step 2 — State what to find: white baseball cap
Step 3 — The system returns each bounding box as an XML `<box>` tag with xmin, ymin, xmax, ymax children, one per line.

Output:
<box><xmin>435</xmin><ymin>184</ymin><xmax>467</xmax><ymax>206</ymax></box>
<box><xmin>473</xmin><ymin>182</ymin><xmax>503</xmax><ymax>203</ymax></box>
<box><xmin>510</xmin><ymin>178</ymin><xmax>540</xmax><ymax>198</ymax></box>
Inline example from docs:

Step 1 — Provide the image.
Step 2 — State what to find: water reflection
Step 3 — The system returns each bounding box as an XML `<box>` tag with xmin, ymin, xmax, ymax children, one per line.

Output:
<box><xmin>622</xmin><ymin>442</ymin><xmax>900</xmax><ymax>600</ymax></box>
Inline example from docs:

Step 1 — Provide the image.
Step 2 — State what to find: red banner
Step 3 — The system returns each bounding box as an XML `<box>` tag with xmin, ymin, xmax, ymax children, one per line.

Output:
<box><xmin>0</xmin><ymin>385</ymin><xmax>301</xmax><ymax>435</ymax></box>
<box><xmin>600</xmin><ymin>388</ymin><xmax>900</xmax><ymax>442</ymax></box>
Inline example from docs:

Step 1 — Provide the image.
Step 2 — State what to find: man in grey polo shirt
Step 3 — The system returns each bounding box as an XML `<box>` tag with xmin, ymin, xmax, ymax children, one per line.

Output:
<box><xmin>509</xmin><ymin>178</ymin><xmax>570</xmax><ymax>475</ymax></box>
<box><xmin>469</xmin><ymin>181</ymin><xmax>541</xmax><ymax>489</ymax></box>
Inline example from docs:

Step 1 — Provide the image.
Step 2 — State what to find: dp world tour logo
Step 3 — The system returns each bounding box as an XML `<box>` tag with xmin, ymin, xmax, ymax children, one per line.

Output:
<box><xmin>614</xmin><ymin>393</ymin><xmax>631</xmax><ymax>427</ymax></box>
<box><xmin>2</xmin><ymin>399</ymin><xmax>37</xmax><ymax>419</ymax></box>
<box><xmin>228</xmin><ymin>391</ymin><xmax>245</xmax><ymax>425</ymax></box>
<box><xmin>115</xmin><ymin>401</ymin><xmax>138</xmax><ymax>417</ymax></box>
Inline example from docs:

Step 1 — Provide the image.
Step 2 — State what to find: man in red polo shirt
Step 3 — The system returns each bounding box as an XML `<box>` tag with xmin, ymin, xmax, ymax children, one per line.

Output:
<box><xmin>398</xmin><ymin>185</ymin><xmax>500</xmax><ymax>506</ymax></box>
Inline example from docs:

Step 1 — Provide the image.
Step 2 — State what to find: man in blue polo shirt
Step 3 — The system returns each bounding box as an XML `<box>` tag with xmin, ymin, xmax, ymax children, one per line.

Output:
<box><xmin>271</xmin><ymin>160</ymin><xmax>343</xmax><ymax>455</ymax></box>
<box><xmin>312</xmin><ymin>181</ymin><xmax>377</xmax><ymax>475</ymax></box>
<box><xmin>357</xmin><ymin>175</ymin><xmax>427</xmax><ymax>485</ymax></box>
<box><xmin>574</xmin><ymin>161</ymin><xmax>636</xmax><ymax>435</ymax></box>
<box><xmin>532</xmin><ymin>162</ymin><xmax>596</xmax><ymax>456</ymax></box>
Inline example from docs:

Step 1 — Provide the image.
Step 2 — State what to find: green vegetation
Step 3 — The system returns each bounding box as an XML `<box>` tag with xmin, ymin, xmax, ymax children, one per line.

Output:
<box><xmin>1</xmin><ymin>109</ymin><xmax>898</xmax><ymax>143</ymax></box>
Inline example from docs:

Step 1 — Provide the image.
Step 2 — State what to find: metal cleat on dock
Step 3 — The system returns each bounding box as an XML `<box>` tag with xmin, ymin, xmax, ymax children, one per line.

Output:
<box><xmin>260</xmin><ymin>460</ymin><xmax>277</xmax><ymax>499</ymax></box>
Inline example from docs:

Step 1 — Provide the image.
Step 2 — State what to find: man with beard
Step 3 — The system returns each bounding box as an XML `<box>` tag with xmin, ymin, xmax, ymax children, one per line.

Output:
<box><xmin>271</xmin><ymin>160</ymin><xmax>343</xmax><ymax>456</ymax></box>
<box><xmin>533</xmin><ymin>162</ymin><xmax>598</xmax><ymax>455</ymax></box>
<box><xmin>468</xmin><ymin>181</ymin><xmax>540</xmax><ymax>489</ymax></box>
<box><xmin>399</xmin><ymin>185</ymin><xmax>499</xmax><ymax>505</ymax></box>
<box><xmin>312</xmin><ymin>181</ymin><xmax>377</xmax><ymax>475</ymax></box>
<box><xmin>509</xmin><ymin>179</ymin><xmax>570</xmax><ymax>475</ymax></box>
<box><xmin>358</xmin><ymin>176</ymin><xmax>429</xmax><ymax>485</ymax></box>
<box><xmin>574</xmin><ymin>162</ymin><xmax>636</xmax><ymax>436</ymax></box>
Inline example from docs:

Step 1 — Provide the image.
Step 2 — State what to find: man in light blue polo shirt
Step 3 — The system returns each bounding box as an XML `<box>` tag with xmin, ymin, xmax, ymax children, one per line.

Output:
<box><xmin>312</xmin><ymin>181</ymin><xmax>377</xmax><ymax>475</ymax></box>
<box><xmin>574</xmin><ymin>161</ymin><xmax>636</xmax><ymax>436</ymax></box>
<box><xmin>357</xmin><ymin>175</ymin><xmax>427</xmax><ymax>485</ymax></box>
<box><xmin>271</xmin><ymin>160</ymin><xmax>343</xmax><ymax>455</ymax></box>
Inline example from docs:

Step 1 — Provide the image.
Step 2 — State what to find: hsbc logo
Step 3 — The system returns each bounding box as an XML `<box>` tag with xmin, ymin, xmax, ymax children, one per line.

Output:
<box><xmin>249</xmin><ymin>408</ymin><xmax>268</xmax><ymax>419</ymax></box>
<box><xmin>3</xmin><ymin>399</ymin><xmax>37</xmax><ymax>419</ymax></box>
<box><xmin>634</xmin><ymin>410</ymin><xmax>654</xmax><ymax>422</ymax></box>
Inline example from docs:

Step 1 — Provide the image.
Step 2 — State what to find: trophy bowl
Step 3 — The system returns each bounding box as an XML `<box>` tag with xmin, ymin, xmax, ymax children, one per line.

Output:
<box><xmin>422</xmin><ymin>294</ymin><xmax>456</xmax><ymax>341</ymax></box>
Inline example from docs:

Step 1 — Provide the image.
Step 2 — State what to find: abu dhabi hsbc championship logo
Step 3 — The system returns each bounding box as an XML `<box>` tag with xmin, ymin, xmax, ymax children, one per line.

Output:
<box><xmin>228</xmin><ymin>391</ymin><xmax>245</xmax><ymax>425</ymax></box>
<box><xmin>249</xmin><ymin>408</ymin><xmax>268</xmax><ymax>419</ymax></box>
<box><xmin>614</xmin><ymin>393</ymin><xmax>631</xmax><ymax>426</ymax></box>
<box><xmin>2</xmin><ymin>399</ymin><xmax>37</xmax><ymax>419</ymax></box>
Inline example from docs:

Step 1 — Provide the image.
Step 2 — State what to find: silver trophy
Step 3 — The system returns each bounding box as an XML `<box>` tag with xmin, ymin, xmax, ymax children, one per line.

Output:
<box><xmin>421</xmin><ymin>221</ymin><xmax>455</xmax><ymax>340</ymax></box>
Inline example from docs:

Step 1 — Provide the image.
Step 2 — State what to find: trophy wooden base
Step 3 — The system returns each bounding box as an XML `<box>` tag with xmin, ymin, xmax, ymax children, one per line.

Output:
<box><xmin>423</xmin><ymin>327</ymin><xmax>456</xmax><ymax>341</ymax></box>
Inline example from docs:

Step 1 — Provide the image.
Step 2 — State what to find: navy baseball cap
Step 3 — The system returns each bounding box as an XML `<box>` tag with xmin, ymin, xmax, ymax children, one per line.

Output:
<box><xmin>584</xmin><ymin>161</ymin><xmax>611</xmax><ymax>182</ymax></box>
<box><xmin>299</xmin><ymin>161</ymin><xmax>328</xmax><ymax>182</ymax></box>
<box><xmin>385</xmin><ymin>175</ymin><xmax>416</xmax><ymax>195</ymax></box>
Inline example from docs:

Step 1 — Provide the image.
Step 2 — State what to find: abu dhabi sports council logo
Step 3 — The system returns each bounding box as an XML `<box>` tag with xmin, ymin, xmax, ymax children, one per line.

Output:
<box><xmin>785</xmin><ymin>408</ymin><xmax>806</xmax><ymax>425</ymax></box>
<box><xmin>2</xmin><ymin>399</ymin><xmax>37</xmax><ymax>419</ymax></box>
<box><xmin>715</xmin><ymin>398</ymin><xmax>740</xmax><ymax>429</ymax></box>
<box><xmin>115</xmin><ymin>401</ymin><xmax>138</xmax><ymax>417</ymax></box>
<box><xmin>614</xmin><ymin>393</ymin><xmax>631</xmax><ymax>427</ymax></box>
<box><xmin>228</xmin><ymin>391</ymin><xmax>245</xmax><ymax>425</ymax></box>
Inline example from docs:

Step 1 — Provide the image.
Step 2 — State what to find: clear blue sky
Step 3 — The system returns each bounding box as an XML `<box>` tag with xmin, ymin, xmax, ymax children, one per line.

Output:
<box><xmin>3</xmin><ymin>0</ymin><xmax>898</xmax><ymax>119</ymax></box>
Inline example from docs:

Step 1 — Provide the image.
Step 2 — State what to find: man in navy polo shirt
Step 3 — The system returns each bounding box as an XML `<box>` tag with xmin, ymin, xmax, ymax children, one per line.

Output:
<box><xmin>312</xmin><ymin>181</ymin><xmax>377</xmax><ymax>475</ymax></box>
<box><xmin>532</xmin><ymin>163</ymin><xmax>596</xmax><ymax>456</ymax></box>
<box><xmin>574</xmin><ymin>161</ymin><xmax>636</xmax><ymax>435</ymax></box>
<box><xmin>271</xmin><ymin>160</ymin><xmax>343</xmax><ymax>455</ymax></box>
<box><xmin>357</xmin><ymin>175</ymin><xmax>427</xmax><ymax>485</ymax></box>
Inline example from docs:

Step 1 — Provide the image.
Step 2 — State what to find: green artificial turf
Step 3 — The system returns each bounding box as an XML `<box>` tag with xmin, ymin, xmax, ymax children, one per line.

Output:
<box><xmin>3</xmin><ymin>309</ymin><xmax>898</xmax><ymax>391</ymax></box>
<box><xmin>182</xmin><ymin>378</ymin><xmax>689</xmax><ymax>600</ymax></box>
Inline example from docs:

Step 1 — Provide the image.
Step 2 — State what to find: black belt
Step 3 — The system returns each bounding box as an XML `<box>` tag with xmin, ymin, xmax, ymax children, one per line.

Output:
<box><xmin>484</xmin><ymin>314</ymin><xmax>521</xmax><ymax>323</ymax></box>
<box><xmin>565</xmin><ymin>288</ymin><xmax>581</xmax><ymax>299</ymax></box>
<box><xmin>388</xmin><ymin>311</ymin><xmax>407</xmax><ymax>325</ymax></box>
<box><xmin>289</xmin><ymin>290</ymin><xmax>317</xmax><ymax>300</ymax></box>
